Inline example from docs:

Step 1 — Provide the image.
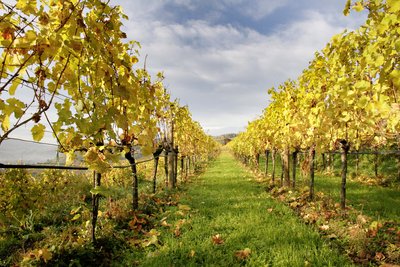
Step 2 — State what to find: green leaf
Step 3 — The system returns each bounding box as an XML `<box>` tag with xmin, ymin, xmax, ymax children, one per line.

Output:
<box><xmin>71</xmin><ymin>214</ymin><xmax>81</xmax><ymax>221</ymax></box>
<box><xmin>70</xmin><ymin>206</ymin><xmax>81</xmax><ymax>215</ymax></box>
<box><xmin>6</xmin><ymin>98</ymin><xmax>25</xmax><ymax>118</ymax></box>
<box><xmin>90</xmin><ymin>185</ymin><xmax>113</xmax><ymax>197</ymax></box>
<box><xmin>31</xmin><ymin>124</ymin><xmax>45</xmax><ymax>141</ymax></box>
<box><xmin>8</xmin><ymin>78</ymin><xmax>22</xmax><ymax>95</ymax></box>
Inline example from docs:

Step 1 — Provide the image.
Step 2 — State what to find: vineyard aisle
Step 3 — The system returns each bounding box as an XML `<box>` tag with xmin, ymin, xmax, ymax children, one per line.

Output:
<box><xmin>137</xmin><ymin>150</ymin><xmax>352</xmax><ymax>266</ymax></box>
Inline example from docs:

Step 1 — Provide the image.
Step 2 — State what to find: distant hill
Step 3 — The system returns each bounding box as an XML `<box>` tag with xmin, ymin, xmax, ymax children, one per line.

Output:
<box><xmin>0</xmin><ymin>139</ymin><xmax>59</xmax><ymax>164</ymax></box>
<box><xmin>213</xmin><ymin>133</ymin><xmax>237</xmax><ymax>145</ymax></box>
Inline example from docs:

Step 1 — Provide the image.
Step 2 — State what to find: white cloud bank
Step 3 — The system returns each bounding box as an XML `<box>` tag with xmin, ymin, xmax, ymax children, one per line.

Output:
<box><xmin>0</xmin><ymin>1</ymin><xmax>368</xmax><ymax>163</ymax></box>
<box><xmin>109</xmin><ymin>1</ymin><xmax>366</xmax><ymax>135</ymax></box>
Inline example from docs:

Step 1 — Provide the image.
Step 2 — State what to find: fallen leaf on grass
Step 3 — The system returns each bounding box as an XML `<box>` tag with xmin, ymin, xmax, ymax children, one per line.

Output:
<box><xmin>326</xmin><ymin>234</ymin><xmax>338</xmax><ymax>240</ymax></box>
<box><xmin>175</xmin><ymin>211</ymin><xmax>185</xmax><ymax>216</ymax></box>
<box><xmin>178</xmin><ymin>204</ymin><xmax>191</xmax><ymax>211</ymax></box>
<box><xmin>128</xmin><ymin>238</ymin><xmax>142</xmax><ymax>247</ymax></box>
<box><xmin>319</xmin><ymin>224</ymin><xmax>330</xmax><ymax>231</ymax></box>
<box><xmin>174</xmin><ymin>228</ymin><xmax>181</xmax><ymax>237</ymax></box>
<box><xmin>142</xmin><ymin>235</ymin><xmax>158</xmax><ymax>247</ymax></box>
<box><xmin>234</xmin><ymin>248</ymin><xmax>251</xmax><ymax>260</ymax></box>
<box><xmin>161</xmin><ymin>220</ymin><xmax>171</xmax><ymax>227</ymax></box>
<box><xmin>147</xmin><ymin>229</ymin><xmax>160</xmax><ymax>237</ymax></box>
<box><xmin>142</xmin><ymin>229</ymin><xmax>161</xmax><ymax>247</ymax></box>
<box><xmin>176</xmin><ymin>219</ymin><xmax>187</xmax><ymax>227</ymax></box>
<box><xmin>71</xmin><ymin>214</ymin><xmax>81</xmax><ymax>221</ymax></box>
<box><xmin>356</xmin><ymin>215</ymin><xmax>367</xmax><ymax>225</ymax></box>
<box><xmin>189</xmin><ymin>250</ymin><xmax>195</xmax><ymax>258</ymax></box>
<box><xmin>290</xmin><ymin>201</ymin><xmax>300</xmax><ymax>208</ymax></box>
<box><xmin>374</xmin><ymin>252</ymin><xmax>385</xmax><ymax>261</ymax></box>
<box><xmin>267</xmin><ymin>208</ymin><xmax>273</xmax><ymax>213</ymax></box>
<box><xmin>39</xmin><ymin>249</ymin><xmax>52</xmax><ymax>263</ymax></box>
<box><xmin>129</xmin><ymin>214</ymin><xmax>147</xmax><ymax>232</ymax></box>
<box><xmin>212</xmin><ymin>234</ymin><xmax>224</xmax><ymax>245</ymax></box>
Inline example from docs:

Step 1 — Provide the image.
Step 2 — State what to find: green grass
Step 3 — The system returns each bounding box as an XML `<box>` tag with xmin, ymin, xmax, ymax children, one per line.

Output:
<box><xmin>134</xmin><ymin>151</ymin><xmax>353</xmax><ymax>266</ymax></box>
<box><xmin>311</xmin><ymin>175</ymin><xmax>400</xmax><ymax>221</ymax></box>
<box><xmin>257</xmin><ymin>155</ymin><xmax>400</xmax><ymax>221</ymax></box>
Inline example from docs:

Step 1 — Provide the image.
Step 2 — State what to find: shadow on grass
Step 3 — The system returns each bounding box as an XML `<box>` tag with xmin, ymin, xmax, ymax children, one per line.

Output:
<box><xmin>136</xmin><ymin>152</ymin><xmax>353</xmax><ymax>266</ymax></box>
<box><xmin>257</xmin><ymin>155</ymin><xmax>400</xmax><ymax>221</ymax></box>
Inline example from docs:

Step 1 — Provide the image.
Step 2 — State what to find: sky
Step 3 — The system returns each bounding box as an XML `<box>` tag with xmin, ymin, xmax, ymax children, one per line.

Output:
<box><xmin>109</xmin><ymin>0</ymin><xmax>367</xmax><ymax>136</ymax></box>
<box><xmin>0</xmin><ymin>0</ymin><xmax>368</xmax><ymax>163</ymax></box>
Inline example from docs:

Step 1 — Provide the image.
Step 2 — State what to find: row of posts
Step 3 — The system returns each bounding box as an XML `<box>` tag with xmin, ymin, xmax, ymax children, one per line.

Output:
<box><xmin>92</xmin><ymin>145</ymin><xmax>197</xmax><ymax>243</ymax></box>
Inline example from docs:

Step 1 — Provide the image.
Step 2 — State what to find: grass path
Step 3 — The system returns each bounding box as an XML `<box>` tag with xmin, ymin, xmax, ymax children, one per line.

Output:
<box><xmin>138</xmin><ymin>151</ymin><xmax>353</xmax><ymax>266</ymax></box>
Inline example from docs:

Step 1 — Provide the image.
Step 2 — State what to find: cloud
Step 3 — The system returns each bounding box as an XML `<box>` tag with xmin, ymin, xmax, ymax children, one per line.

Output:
<box><xmin>28</xmin><ymin>1</ymin><xmax>353</xmax><ymax>138</ymax></box>
<box><xmin>1</xmin><ymin>0</ymin><xmax>369</xmax><ymax>164</ymax></box>
<box><xmin>109</xmin><ymin>1</ymin><xmax>366</xmax><ymax>135</ymax></box>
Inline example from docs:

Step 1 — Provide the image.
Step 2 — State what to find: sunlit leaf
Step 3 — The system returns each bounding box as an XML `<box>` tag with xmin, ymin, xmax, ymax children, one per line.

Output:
<box><xmin>31</xmin><ymin>124</ymin><xmax>45</xmax><ymax>141</ymax></box>
<box><xmin>71</xmin><ymin>214</ymin><xmax>81</xmax><ymax>221</ymax></box>
<box><xmin>1</xmin><ymin>115</ymin><xmax>10</xmax><ymax>132</ymax></box>
<box><xmin>387</xmin><ymin>0</ymin><xmax>400</xmax><ymax>12</ymax></box>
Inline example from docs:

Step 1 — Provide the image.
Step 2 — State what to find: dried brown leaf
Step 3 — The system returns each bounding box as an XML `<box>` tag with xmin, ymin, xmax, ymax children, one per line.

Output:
<box><xmin>234</xmin><ymin>248</ymin><xmax>251</xmax><ymax>260</ymax></box>
<box><xmin>212</xmin><ymin>234</ymin><xmax>224</xmax><ymax>245</ymax></box>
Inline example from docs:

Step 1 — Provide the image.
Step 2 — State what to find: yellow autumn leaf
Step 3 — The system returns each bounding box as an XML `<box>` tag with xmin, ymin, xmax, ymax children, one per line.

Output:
<box><xmin>343</xmin><ymin>0</ymin><xmax>351</xmax><ymax>16</ymax></box>
<box><xmin>66</xmin><ymin>152</ymin><xmax>75</xmax><ymax>165</ymax></box>
<box><xmin>8</xmin><ymin>78</ymin><xmax>22</xmax><ymax>95</ymax></box>
<box><xmin>24</xmin><ymin>30</ymin><xmax>37</xmax><ymax>43</ymax></box>
<box><xmin>234</xmin><ymin>248</ymin><xmax>251</xmax><ymax>260</ymax></box>
<box><xmin>16</xmin><ymin>0</ymin><xmax>38</xmax><ymax>15</ymax></box>
<box><xmin>38</xmin><ymin>248</ymin><xmax>52</xmax><ymax>263</ymax></box>
<box><xmin>84</xmin><ymin>147</ymin><xmax>99</xmax><ymax>162</ymax></box>
<box><xmin>352</xmin><ymin>1</ymin><xmax>364</xmax><ymax>12</ymax></box>
<box><xmin>71</xmin><ymin>214</ymin><xmax>81</xmax><ymax>221</ymax></box>
<box><xmin>387</xmin><ymin>0</ymin><xmax>400</xmax><ymax>12</ymax></box>
<box><xmin>1</xmin><ymin>115</ymin><xmax>10</xmax><ymax>132</ymax></box>
<box><xmin>31</xmin><ymin>123</ymin><xmax>45</xmax><ymax>141</ymax></box>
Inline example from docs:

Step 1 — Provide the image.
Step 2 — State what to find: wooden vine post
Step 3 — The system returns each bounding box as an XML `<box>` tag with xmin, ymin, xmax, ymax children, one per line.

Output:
<box><xmin>152</xmin><ymin>147</ymin><xmax>163</xmax><ymax>193</ymax></box>
<box><xmin>355</xmin><ymin>150</ymin><xmax>360</xmax><ymax>176</ymax></box>
<box><xmin>397</xmin><ymin>144</ymin><xmax>400</xmax><ymax>181</ymax></box>
<box><xmin>168</xmin><ymin>148</ymin><xmax>176</xmax><ymax>188</ymax></box>
<box><xmin>255</xmin><ymin>153</ymin><xmax>260</xmax><ymax>169</ymax></box>
<box><xmin>186</xmin><ymin>156</ymin><xmax>190</xmax><ymax>178</ymax></box>
<box><xmin>374</xmin><ymin>148</ymin><xmax>379</xmax><ymax>177</ymax></box>
<box><xmin>292</xmin><ymin>149</ymin><xmax>298</xmax><ymax>188</ymax></box>
<box><xmin>309</xmin><ymin>146</ymin><xmax>316</xmax><ymax>200</ymax></box>
<box><xmin>168</xmin><ymin>119</ymin><xmax>176</xmax><ymax>188</ymax></box>
<box><xmin>282</xmin><ymin>148</ymin><xmax>290</xmax><ymax>186</ymax></box>
<box><xmin>92</xmin><ymin>171</ymin><xmax>101</xmax><ymax>243</ymax></box>
<box><xmin>271</xmin><ymin>149</ymin><xmax>276</xmax><ymax>184</ymax></box>
<box><xmin>125</xmin><ymin>148</ymin><xmax>139</xmax><ymax>210</ymax></box>
<box><xmin>180</xmin><ymin>155</ymin><xmax>185</xmax><ymax>182</ymax></box>
<box><xmin>340</xmin><ymin>140</ymin><xmax>350</xmax><ymax>210</ymax></box>
<box><xmin>265</xmin><ymin>149</ymin><xmax>269</xmax><ymax>176</ymax></box>
<box><xmin>164</xmin><ymin>144</ymin><xmax>169</xmax><ymax>188</ymax></box>
<box><xmin>280</xmin><ymin>153</ymin><xmax>284</xmax><ymax>186</ymax></box>
<box><xmin>174</xmin><ymin>146</ymin><xmax>179</xmax><ymax>186</ymax></box>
